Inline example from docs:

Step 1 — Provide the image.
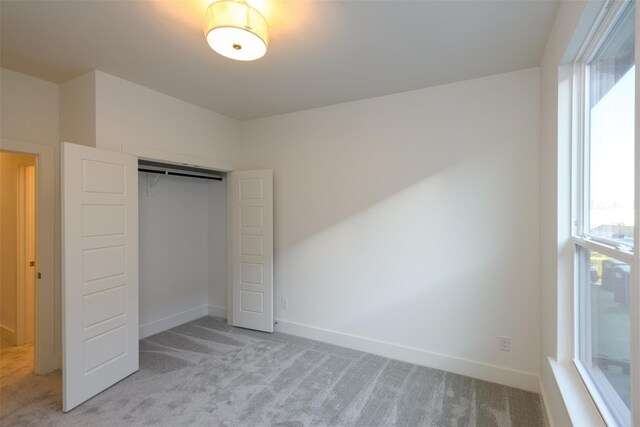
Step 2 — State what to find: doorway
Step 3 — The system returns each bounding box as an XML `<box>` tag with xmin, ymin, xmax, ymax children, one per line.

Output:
<box><xmin>0</xmin><ymin>139</ymin><xmax>56</xmax><ymax>375</ymax></box>
<box><xmin>0</xmin><ymin>152</ymin><xmax>36</xmax><ymax>367</ymax></box>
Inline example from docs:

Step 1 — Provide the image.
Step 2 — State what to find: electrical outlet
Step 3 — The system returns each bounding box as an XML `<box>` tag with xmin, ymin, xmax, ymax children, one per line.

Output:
<box><xmin>499</xmin><ymin>336</ymin><xmax>511</xmax><ymax>352</ymax></box>
<box><xmin>281</xmin><ymin>298</ymin><xmax>288</xmax><ymax>309</ymax></box>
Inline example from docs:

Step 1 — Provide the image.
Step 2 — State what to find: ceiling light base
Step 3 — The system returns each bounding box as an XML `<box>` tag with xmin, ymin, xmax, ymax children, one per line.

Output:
<box><xmin>204</xmin><ymin>0</ymin><xmax>269</xmax><ymax>61</ymax></box>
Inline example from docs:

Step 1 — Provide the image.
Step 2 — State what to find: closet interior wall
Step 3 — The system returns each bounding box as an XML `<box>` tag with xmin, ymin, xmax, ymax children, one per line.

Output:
<box><xmin>138</xmin><ymin>172</ymin><xmax>227</xmax><ymax>338</ymax></box>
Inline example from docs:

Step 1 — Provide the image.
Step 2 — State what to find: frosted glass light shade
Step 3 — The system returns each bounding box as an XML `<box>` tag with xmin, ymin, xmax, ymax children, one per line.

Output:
<box><xmin>204</xmin><ymin>0</ymin><xmax>268</xmax><ymax>61</ymax></box>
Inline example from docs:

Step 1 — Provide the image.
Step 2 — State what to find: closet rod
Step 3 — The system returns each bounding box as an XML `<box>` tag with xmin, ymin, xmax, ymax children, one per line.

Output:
<box><xmin>139</xmin><ymin>168</ymin><xmax>223</xmax><ymax>181</ymax></box>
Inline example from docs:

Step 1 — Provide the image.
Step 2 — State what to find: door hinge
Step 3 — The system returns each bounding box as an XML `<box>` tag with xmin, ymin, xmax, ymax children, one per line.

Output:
<box><xmin>29</xmin><ymin>261</ymin><xmax>35</xmax><ymax>267</ymax></box>
<box><xmin>37</xmin><ymin>272</ymin><xmax>41</xmax><ymax>279</ymax></box>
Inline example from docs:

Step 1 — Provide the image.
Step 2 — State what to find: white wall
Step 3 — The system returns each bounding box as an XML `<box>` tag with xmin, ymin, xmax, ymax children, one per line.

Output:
<box><xmin>241</xmin><ymin>68</ymin><xmax>541</xmax><ymax>391</ymax></box>
<box><xmin>94</xmin><ymin>71</ymin><xmax>241</xmax><ymax>166</ymax></box>
<box><xmin>138</xmin><ymin>173</ymin><xmax>220</xmax><ymax>337</ymax></box>
<box><xmin>1</xmin><ymin>68</ymin><xmax>59</xmax><ymax>145</ymax></box>
<box><xmin>208</xmin><ymin>178</ymin><xmax>228</xmax><ymax>317</ymax></box>
<box><xmin>0</xmin><ymin>68</ymin><xmax>61</xmax><ymax>360</ymax></box>
<box><xmin>60</xmin><ymin>71</ymin><xmax>96</xmax><ymax>147</ymax></box>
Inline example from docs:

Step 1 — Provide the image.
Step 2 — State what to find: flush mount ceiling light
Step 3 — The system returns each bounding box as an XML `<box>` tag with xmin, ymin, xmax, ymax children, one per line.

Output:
<box><xmin>204</xmin><ymin>0</ymin><xmax>269</xmax><ymax>61</ymax></box>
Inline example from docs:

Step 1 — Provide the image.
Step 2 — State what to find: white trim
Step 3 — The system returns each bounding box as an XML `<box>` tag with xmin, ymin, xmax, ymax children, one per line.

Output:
<box><xmin>558</xmin><ymin>62</ymin><xmax>577</xmax><ymax>363</ymax></box>
<box><xmin>575</xmin><ymin>359</ymin><xmax>629</xmax><ymax>426</ymax></box>
<box><xmin>572</xmin><ymin>236</ymin><xmax>634</xmax><ymax>263</ymax></box>
<box><xmin>538</xmin><ymin>376</ymin><xmax>555</xmax><ymax>427</ymax></box>
<box><xmin>0</xmin><ymin>325</ymin><xmax>16</xmax><ymax>344</ymax></box>
<box><xmin>207</xmin><ymin>304</ymin><xmax>228</xmax><ymax>320</ymax></box>
<box><xmin>577</xmin><ymin>0</ymin><xmax>632</xmax><ymax>65</ymax></box>
<box><xmin>139</xmin><ymin>305</ymin><xmax>209</xmax><ymax>339</ymax></box>
<box><xmin>121</xmin><ymin>144</ymin><xmax>234</xmax><ymax>173</ymax></box>
<box><xmin>549</xmin><ymin>358</ymin><xmax>606</xmax><ymax>426</ymax></box>
<box><xmin>275</xmin><ymin>318</ymin><xmax>539</xmax><ymax>393</ymax></box>
<box><xmin>16</xmin><ymin>164</ymin><xmax>36</xmax><ymax>347</ymax></box>
<box><xmin>632</xmin><ymin>4</ymin><xmax>640</xmax><ymax>426</ymax></box>
<box><xmin>17</xmin><ymin>165</ymin><xmax>27</xmax><ymax>346</ymax></box>
<box><xmin>227</xmin><ymin>179</ymin><xmax>233</xmax><ymax>326</ymax></box>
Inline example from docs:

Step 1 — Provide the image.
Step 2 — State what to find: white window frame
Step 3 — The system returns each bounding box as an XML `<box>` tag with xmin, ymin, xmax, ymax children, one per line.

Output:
<box><xmin>569</xmin><ymin>1</ymin><xmax>639</xmax><ymax>426</ymax></box>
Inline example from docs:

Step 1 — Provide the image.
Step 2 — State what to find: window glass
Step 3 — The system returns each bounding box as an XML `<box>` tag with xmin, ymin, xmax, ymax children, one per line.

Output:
<box><xmin>587</xmin><ymin>4</ymin><xmax>635</xmax><ymax>248</ymax></box>
<box><xmin>578</xmin><ymin>247</ymin><xmax>631</xmax><ymax>425</ymax></box>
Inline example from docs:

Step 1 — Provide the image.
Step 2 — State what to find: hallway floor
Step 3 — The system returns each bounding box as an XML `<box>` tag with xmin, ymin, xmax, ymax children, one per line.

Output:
<box><xmin>1</xmin><ymin>339</ymin><xmax>15</xmax><ymax>350</ymax></box>
<box><xmin>0</xmin><ymin>343</ymin><xmax>61</xmax><ymax>421</ymax></box>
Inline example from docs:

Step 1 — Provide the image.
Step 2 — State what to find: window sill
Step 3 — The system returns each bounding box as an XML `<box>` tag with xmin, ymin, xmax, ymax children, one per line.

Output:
<box><xmin>548</xmin><ymin>357</ymin><xmax>606</xmax><ymax>427</ymax></box>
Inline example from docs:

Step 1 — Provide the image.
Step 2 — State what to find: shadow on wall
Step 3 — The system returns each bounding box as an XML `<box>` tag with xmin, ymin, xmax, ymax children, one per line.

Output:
<box><xmin>276</xmin><ymin>143</ymin><xmax>538</xmax><ymax>367</ymax></box>
<box><xmin>249</xmin><ymin>88</ymin><xmax>536</xmax><ymax>249</ymax></box>
<box><xmin>241</xmin><ymin>69</ymin><xmax>540</xmax><ymax>373</ymax></box>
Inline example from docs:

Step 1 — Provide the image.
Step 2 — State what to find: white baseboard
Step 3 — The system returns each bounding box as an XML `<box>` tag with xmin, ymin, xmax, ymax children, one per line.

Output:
<box><xmin>538</xmin><ymin>376</ymin><xmax>554</xmax><ymax>427</ymax></box>
<box><xmin>0</xmin><ymin>324</ymin><xmax>16</xmax><ymax>344</ymax></box>
<box><xmin>139</xmin><ymin>305</ymin><xmax>209</xmax><ymax>339</ymax></box>
<box><xmin>275</xmin><ymin>318</ymin><xmax>540</xmax><ymax>393</ymax></box>
<box><xmin>208</xmin><ymin>304</ymin><xmax>228</xmax><ymax>319</ymax></box>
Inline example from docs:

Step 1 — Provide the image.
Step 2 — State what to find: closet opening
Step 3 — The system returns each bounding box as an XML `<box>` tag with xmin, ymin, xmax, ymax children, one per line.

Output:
<box><xmin>137</xmin><ymin>159</ymin><xmax>228</xmax><ymax>339</ymax></box>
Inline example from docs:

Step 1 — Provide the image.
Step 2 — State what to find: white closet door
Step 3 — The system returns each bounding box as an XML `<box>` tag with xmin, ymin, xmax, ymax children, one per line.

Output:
<box><xmin>228</xmin><ymin>170</ymin><xmax>273</xmax><ymax>332</ymax></box>
<box><xmin>62</xmin><ymin>142</ymin><xmax>139</xmax><ymax>411</ymax></box>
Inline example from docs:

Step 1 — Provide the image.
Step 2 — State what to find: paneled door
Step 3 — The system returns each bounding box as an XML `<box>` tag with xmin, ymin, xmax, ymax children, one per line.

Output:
<box><xmin>228</xmin><ymin>170</ymin><xmax>273</xmax><ymax>332</ymax></box>
<box><xmin>62</xmin><ymin>142</ymin><xmax>139</xmax><ymax>411</ymax></box>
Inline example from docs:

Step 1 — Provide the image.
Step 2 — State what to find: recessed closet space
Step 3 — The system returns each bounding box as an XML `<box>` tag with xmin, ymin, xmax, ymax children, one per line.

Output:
<box><xmin>137</xmin><ymin>162</ymin><xmax>228</xmax><ymax>338</ymax></box>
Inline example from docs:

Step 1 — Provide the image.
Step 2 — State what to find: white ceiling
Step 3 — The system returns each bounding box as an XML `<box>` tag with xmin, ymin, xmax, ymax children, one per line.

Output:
<box><xmin>0</xmin><ymin>0</ymin><xmax>559</xmax><ymax>120</ymax></box>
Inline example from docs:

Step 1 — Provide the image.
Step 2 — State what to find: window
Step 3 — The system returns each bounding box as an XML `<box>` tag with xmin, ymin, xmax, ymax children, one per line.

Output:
<box><xmin>572</xmin><ymin>2</ymin><xmax>638</xmax><ymax>426</ymax></box>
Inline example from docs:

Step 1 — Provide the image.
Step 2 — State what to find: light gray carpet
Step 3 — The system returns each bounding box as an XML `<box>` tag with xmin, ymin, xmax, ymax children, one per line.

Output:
<box><xmin>1</xmin><ymin>316</ymin><xmax>544</xmax><ymax>426</ymax></box>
